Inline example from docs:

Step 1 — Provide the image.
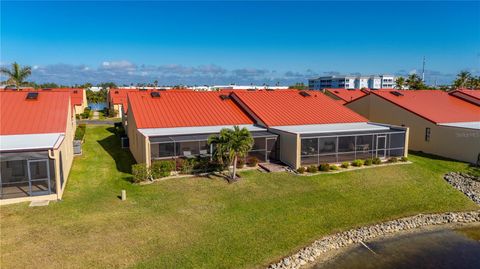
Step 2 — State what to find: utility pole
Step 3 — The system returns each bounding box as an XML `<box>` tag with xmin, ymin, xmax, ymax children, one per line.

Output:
<box><xmin>422</xmin><ymin>56</ymin><xmax>426</xmax><ymax>82</ymax></box>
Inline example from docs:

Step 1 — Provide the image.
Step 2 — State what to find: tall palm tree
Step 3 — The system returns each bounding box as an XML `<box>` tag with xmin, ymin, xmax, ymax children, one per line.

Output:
<box><xmin>208</xmin><ymin>126</ymin><xmax>254</xmax><ymax>181</ymax></box>
<box><xmin>395</xmin><ymin>77</ymin><xmax>406</xmax><ymax>90</ymax></box>
<box><xmin>0</xmin><ymin>62</ymin><xmax>32</xmax><ymax>89</ymax></box>
<box><xmin>453</xmin><ymin>71</ymin><xmax>472</xmax><ymax>89</ymax></box>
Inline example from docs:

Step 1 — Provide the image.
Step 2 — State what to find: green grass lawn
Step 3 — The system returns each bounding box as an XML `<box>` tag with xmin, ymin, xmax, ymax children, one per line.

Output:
<box><xmin>1</xmin><ymin>125</ymin><xmax>478</xmax><ymax>269</ymax></box>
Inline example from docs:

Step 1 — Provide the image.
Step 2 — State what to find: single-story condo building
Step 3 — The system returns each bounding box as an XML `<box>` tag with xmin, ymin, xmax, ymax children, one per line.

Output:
<box><xmin>126</xmin><ymin>91</ymin><xmax>279</xmax><ymax>166</ymax></box>
<box><xmin>127</xmin><ymin>90</ymin><xmax>408</xmax><ymax>169</ymax></box>
<box><xmin>0</xmin><ymin>91</ymin><xmax>75</xmax><ymax>204</ymax></box>
<box><xmin>346</xmin><ymin>90</ymin><xmax>480</xmax><ymax>164</ymax></box>
<box><xmin>231</xmin><ymin>90</ymin><xmax>408</xmax><ymax>169</ymax></box>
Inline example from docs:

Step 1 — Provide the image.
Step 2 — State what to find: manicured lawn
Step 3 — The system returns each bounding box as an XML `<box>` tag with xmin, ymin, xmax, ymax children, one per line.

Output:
<box><xmin>1</xmin><ymin>125</ymin><xmax>478</xmax><ymax>269</ymax></box>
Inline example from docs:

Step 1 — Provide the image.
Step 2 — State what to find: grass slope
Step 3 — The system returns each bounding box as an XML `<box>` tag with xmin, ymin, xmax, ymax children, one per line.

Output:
<box><xmin>1</xmin><ymin>125</ymin><xmax>478</xmax><ymax>269</ymax></box>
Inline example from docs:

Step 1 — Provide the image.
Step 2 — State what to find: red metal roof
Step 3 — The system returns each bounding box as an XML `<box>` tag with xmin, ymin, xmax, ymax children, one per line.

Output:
<box><xmin>450</xmin><ymin>89</ymin><xmax>480</xmax><ymax>102</ymax></box>
<box><xmin>128</xmin><ymin>91</ymin><xmax>254</xmax><ymax>129</ymax></box>
<box><xmin>325</xmin><ymin>88</ymin><xmax>369</xmax><ymax>102</ymax></box>
<box><xmin>371</xmin><ymin>90</ymin><xmax>480</xmax><ymax>123</ymax></box>
<box><xmin>232</xmin><ymin>90</ymin><xmax>367</xmax><ymax>126</ymax></box>
<box><xmin>41</xmin><ymin>88</ymin><xmax>85</xmax><ymax>106</ymax></box>
<box><xmin>3</xmin><ymin>88</ymin><xmax>85</xmax><ymax>107</ymax></box>
<box><xmin>0</xmin><ymin>91</ymin><xmax>70</xmax><ymax>135</ymax></box>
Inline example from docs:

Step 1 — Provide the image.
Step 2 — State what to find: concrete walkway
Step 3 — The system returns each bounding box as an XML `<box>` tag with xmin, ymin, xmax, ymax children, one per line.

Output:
<box><xmin>92</xmin><ymin>111</ymin><xmax>100</xmax><ymax>120</ymax></box>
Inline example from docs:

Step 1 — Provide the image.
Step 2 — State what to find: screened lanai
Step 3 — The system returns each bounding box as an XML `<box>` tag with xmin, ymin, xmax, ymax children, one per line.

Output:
<box><xmin>0</xmin><ymin>133</ymin><xmax>65</xmax><ymax>200</ymax></box>
<box><xmin>150</xmin><ymin>131</ymin><xmax>278</xmax><ymax>162</ymax></box>
<box><xmin>271</xmin><ymin>122</ymin><xmax>407</xmax><ymax>167</ymax></box>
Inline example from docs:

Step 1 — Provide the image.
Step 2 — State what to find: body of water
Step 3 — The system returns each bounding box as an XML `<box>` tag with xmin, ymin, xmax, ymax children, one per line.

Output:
<box><xmin>315</xmin><ymin>225</ymin><xmax>480</xmax><ymax>269</ymax></box>
<box><xmin>89</xmin><ymin>102</ymin><xmax>107</xmax><ymax>111</ymax></box>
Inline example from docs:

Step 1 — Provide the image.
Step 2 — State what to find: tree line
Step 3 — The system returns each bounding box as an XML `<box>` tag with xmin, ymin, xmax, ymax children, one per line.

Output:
<box><xmin>2</xmin><ymin>62</ymin><xmax>479</xmax><ymax>93</ymax></box>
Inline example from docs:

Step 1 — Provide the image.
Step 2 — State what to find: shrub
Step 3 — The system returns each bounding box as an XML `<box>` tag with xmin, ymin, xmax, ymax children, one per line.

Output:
<box><xmin>372</xmin><ymin>157</ymin><xmax>382</xmax><ymax>165</ymax></box>
<box><xmin>400</xmin><ymin>156</ymin><xmax>408</xmax><ymax>162</ymax></box>
<box><xmin>307</xmin><ymin>165</ymin><xmax>318</xmax><ymax>173</ymax></box>
<box><xmin>178</xmin><ymin>158</ymin><xmax>196</xmax><ymax>174</ymax></box>
<box><xmin>341</xmin><ymin>162</ymin><xmax>350</xmax><ymax>168</ymax></box>
<box><xmin>151</xmin><ymin>160</ymin><xmax>175</xmax><ymax>179</ymax></box>
<box><xmin>330</xmin><ymin>165</ymin><xmax>339</xmax><ymax>171</ymax></box>
<box><xmin>132</xmin><ymin>163</ymin><xmax>150</xmax><ymax>183</ymax></box>
<box><xmin>364</xmin><ymin>159</ymin><xmax>373</xmax><ymax>166</ymax></box>
<box><xmin>351</xmin><ymin>159</ymin><xmax>364</xmax><ymax>167</ymax></box>
<box><xmin>75</xmin><ymin>114</ymin><xmax>80</xmax><ymax>120</ymax></box>
<box><xmin>74</xmin><ymin>124</ymin><xmax>86</xmax><ymax>140</ymax></box>
<box><xmin>236</xmin><ymin>158</ymin><xmax>245</xmax><ymax>169</ymax></box>
<box><xmin>297</xmin><ymin>167</ymin><xmax>306</xmax><ymax>174</ymax></box>
<box><xmin>247</xmin><ymin>157</ymin><xmax>259</xmax><ymax>167</ymax></box>
<box><xmin>388</xmin><ymin>157</ymin><xmax>398</xmax><ymax>163</ymax></box>
<box><xmin>319</xmin><ymin>163</ymin><xmax>330</xmax><ymax>172</ymax></box>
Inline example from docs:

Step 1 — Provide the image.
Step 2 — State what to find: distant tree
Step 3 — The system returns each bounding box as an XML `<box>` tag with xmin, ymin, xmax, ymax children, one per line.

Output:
<box><xmin>395</xmin><ymin>77</ymin><xmax>406</xmax><ymax>90</ymax></box>
<box><xmin>453</xmin><ymin>71</ymin><xmax>471</xmax><ymax>89</ymax></box>
<box><xmin>97</xmin><ymin>82</ymin><xmax>117</xmax><ymax>89</ymax></box>
<box><xmin>208</xmin><ymin>126</ymin><xmax>253</xmax><ymax>181</ymax></box>
<box><xmin>289</xmin><ymin>82</ymin><xmax>307</xmax><ymax>90</ymax></box>
<box><xmin>153</xmin><ymin>80</ymin><xmax>158</xmax><ymax>88</ymax></box>
<box><xmin>38</xmin><ymin>82</ymin><xmax>60</xmax><ymax>88</ymax></box>
<box><xmin>406</xmin><ymin>74</ymin><xmax>426</xmax><ymax>90</ymax></box>
<box><xmin>0</xmin><ymin>62</ymin><xmax>32</xmax><ymax>89</ymax></box>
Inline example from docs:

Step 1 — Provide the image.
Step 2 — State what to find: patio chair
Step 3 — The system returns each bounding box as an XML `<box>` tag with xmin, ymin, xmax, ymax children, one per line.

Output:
<box><xmin>183</xmin><ymin>151</ymin><xmax>195</xmax><ymax>159</ymax></box>
<box><xmin>199</xmin><ymin>149</ymin><xmax>211</xmax><ymax>158</ymax></box>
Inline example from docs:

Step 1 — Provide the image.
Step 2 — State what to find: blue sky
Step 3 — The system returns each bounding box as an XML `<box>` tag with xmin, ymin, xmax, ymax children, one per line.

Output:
<box><xmin>1</xmin><ymin>1</ymin><xmax>479</xmax><ymax>85</ymax></box>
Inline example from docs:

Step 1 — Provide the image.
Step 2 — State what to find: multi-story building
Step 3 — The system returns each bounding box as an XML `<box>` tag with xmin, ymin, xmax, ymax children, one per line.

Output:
<box><xmin>309</xmin><ymin>75</ymin><xmax>396</xmax><ymax>90</ymax></box>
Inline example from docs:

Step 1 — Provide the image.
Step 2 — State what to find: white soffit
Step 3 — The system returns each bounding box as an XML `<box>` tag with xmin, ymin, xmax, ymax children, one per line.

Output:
<box><xmin>0</xmin><ymin>133</ymin><xmax>65</xmax><ymax>151</ymax></box>
<box><xmin>271</xmin><ymin>122</ymin><xmax>390</xmax><ymax>134</ymax></box>
<box><xmin>139</xmin><ymin>124</ymin><xmax>267</xmax><ymax>137</ymax></box>
<box><xmin>439</xmin><ymin>121</ymin><xmax>480</xmax><ymax>130</ymax></box>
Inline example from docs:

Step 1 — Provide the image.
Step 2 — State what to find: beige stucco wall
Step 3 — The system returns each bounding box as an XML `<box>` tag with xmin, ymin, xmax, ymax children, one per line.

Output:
<box><xmin>55</xmin><ymin>99</ymin><xmax>76</xmax><ymax>199</ymax></box>
<box><xmin>113</xmin><ymin>104</ymin><xmax>122</xmax><ymax>118</ymax></box>
<box><xmin>346</xmin><ymin>94</ymin><xmax>480</xmax><ymax>164</ymax></box>
<box><xmin>127</xmin><ymin>106</ymin><xmax>148</xmax><ymax>165</ymax></box>
<box><xmin>269</xmin><ymin>129</ymin><xmax>300</xmax><ymax>169</ymax></box>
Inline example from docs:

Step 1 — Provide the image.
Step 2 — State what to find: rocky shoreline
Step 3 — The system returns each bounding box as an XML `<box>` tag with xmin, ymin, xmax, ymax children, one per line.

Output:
<box><xmin>268</xmin><ymin>171</ymin><xmax>480</xmax><ymax>269</ymax></box>
<box><xmin>444</xmin><ymin>172</ymin><xmax>480</xmax><ymax>205</ymax></box>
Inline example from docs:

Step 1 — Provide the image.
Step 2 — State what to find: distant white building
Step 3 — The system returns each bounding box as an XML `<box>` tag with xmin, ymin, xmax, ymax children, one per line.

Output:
<box><xmin>309</xmin><ymin>75</ymin><xmax>396</xmax><ymax>90</ymax></box>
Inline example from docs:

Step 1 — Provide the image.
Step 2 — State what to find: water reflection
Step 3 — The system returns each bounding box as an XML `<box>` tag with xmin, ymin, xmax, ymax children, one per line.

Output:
<box><xmin>315</xmin><ymin>226</ymin><xmax>480</xmax><ymax>269</ymax></box>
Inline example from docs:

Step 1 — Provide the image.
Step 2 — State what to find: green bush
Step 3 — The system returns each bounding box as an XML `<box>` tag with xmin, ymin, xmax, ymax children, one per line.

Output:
<box><xmin>351</xmin><ymin>159</ymin><xmax>364</xmax><ymax>167</ymax></box>
<box><xmin>330</xmin><ymin>165</ymin><xmax>339</xmax><ymax>171</ymax></box>
<box><xmin>74</xmin><ymin>124</ymin><xmax>86</xmax><ymax>140</ymax></box>
<box><xmin>236</xmin><ymin>158</ymin><xmax>245</xmax><ymax>169</ymax></box>
<box><xmin>364</xmin><ymin>159</ymin><xmax>373</xmax><ymax>166</ymax></box>
<box><xmin>372</xmin><ymin>157</ymin><xmax>382</xmax><ymax>165</ymax></box>
<box><xmin>132</xmin><ymin>163</ymin><xmax>150</xmax><ymax>183</ymax></box>
<box><xmin>341</xmin><ymin>162</ymin><xmax>350</xmax><ymax>168</ymax></box>
<box><xmin>247</xmin><ymin>157</ymin><xmax>259</xmax><ymax>167</ymax></box>
<box><xmin>151</xmin><ymin>160</ymin><xmax>175</xmax><ymax>179</ymax></box>
<box><xmin>307</xmin><ymin>165</ymin><xmax>318</xmax><ymax>173</ymax></box>
<box><xmin>319</xmin><ymin>163</ymin><xmax>330</xmax><ymax>172</ymax></box>
<box><xmin>400</xmin><ymin>156</ymin><xmax>408</xmax><ymax>162</ymax></box>
<box><xmin>297</xmin><ymin>167</ymin><xmax>306</xmax><ymax>174</ymax></box>
<box><xmin>179</xmin><ymin>158</ymin><xmax>196</xmax><ymax>174</ymax></box>
<box><xmin>388</xmin><ymin>157</ymin><xmax>398</xmax><ymax>163</ymax></box>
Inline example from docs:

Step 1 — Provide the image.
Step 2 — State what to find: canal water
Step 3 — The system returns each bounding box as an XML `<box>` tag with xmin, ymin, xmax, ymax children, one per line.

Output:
<box><xmin>314</xmin><ymin>225</ymin><xmax>480</xmax><ymax>269</ymax></box>
<box><xmin>88</xmin><ymin>102</ymin><xmax>107</xmax><ymax>111</ymax></box>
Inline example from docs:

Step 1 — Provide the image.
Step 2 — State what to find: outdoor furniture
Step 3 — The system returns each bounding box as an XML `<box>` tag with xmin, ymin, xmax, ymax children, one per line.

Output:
<box><xmin>199</xmin><ymin>150</ymin><xmax>211</xmax><ymax>158</ymax></box>
<box><xmin>183</xmin><ymin>151</ymin><xmax>195</xmax><ymax>159</ymax></box>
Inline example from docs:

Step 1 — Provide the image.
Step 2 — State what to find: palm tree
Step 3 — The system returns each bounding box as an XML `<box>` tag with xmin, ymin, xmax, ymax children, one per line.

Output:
<box><xmin>208</xmin><ymin>126</ymin><xmax>254</xmax><ymax>181</ymax></box>
<box><xmin>0</xmin><ymin>62</ymin><xmax>32</xmax><ymax>89</ymax></box>
<box><xmin>453</xmin><ymin>71</ymin><xmax>472</xmax><ymax>89</ymax></box>
<box><xmin>406</xmin><ymin>74</ymin><xmax>425</xmax><ymax>90</ymax></box>
<box><xmin>395</xmin><ymin>77</ymin><xmax>406</xmax><ymax>90</ymax></box>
